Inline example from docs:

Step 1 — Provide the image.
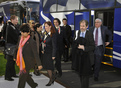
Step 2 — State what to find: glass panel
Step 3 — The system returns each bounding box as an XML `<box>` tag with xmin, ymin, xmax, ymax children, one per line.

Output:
<box><xmin>81</xmin><ymin>0</ymin><xmax>115</xmax><ymax>10</ymax></box>
<box><xmin>57</xmin><ymin>0</ymin><xmax>80</xmax><ymax>11</ymax></box>
<box><xmin>75</xmin><ymin>12</ymin><xmax>89</xmax><ymax>31</ymax></box>
<box><xmin>43</xmin><ymin>0</ymin><xmax>57</xmax><ymax>12</ymax></box>
<box><xmin>116</xmin><ymin>0</ymin><xmax>121</xmax><ymax>6</ymax></box>
<box><xmin>27</xmin><ymin>2</ymin><xmax>40</xmax><ymax>22</ymax></box>
<box><xmin>10</xmin><ymin>3</ymin><xmax>21</xmax><ymax>24</ymax></box>
<box><xmin>0</xmin><ymin>4</ymin><xmax>10</xmax><ymax>22</ymax></box>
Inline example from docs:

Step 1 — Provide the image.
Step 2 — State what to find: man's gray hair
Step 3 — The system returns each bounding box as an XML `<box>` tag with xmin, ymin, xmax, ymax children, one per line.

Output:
<box><xmin>95</xmin><ymin>18</ymin><xmax>102</xmax><ymax>22</ymax></box>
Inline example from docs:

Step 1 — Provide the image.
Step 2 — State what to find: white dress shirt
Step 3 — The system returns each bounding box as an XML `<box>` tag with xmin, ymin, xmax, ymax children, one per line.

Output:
<box><xmin>80</xmin><ymin>30</ymin><xmax>86</xmax><ymax>38</ymax></box>
<box><xmin>93</xmin><ymin>27</ymin><xmax>103</xmax><ymax>46</ymax></box>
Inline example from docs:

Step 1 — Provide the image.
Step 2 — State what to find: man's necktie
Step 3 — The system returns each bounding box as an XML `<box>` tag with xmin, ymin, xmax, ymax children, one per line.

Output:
<box><xmin>82</xmin><ymin>33</ymin><xmax>84</xmax><ymax>38</ymax></box>
<box><xmin>58</xmin><ymin>27</ymin><xmax>60</xmax><ymax>34</ymax></box>
<box><xmin>95</xmin><ymin>28</ymin><xmax>98</xmax><ymax>46</ymax></box>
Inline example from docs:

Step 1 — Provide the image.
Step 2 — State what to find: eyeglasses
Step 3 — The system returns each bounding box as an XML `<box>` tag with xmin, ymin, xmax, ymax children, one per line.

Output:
<box><xmin>32</xmin><ymin>22</ymin><xmax>35</xmax><ymax>24</ymax></box>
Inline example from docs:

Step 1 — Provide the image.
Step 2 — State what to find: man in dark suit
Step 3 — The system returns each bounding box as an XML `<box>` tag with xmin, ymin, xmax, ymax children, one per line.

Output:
<box><xmin>53</xmin><ymin>18</ymin><xmax>67</xmax><ymax>77</ymax></box>
<box><xmin>73</xmin><ymin>20</ymin><xmax>95</xmax><ymax>88</ymax></box>
<box><xmin>5</xmin><ymin>15</ymin><xmax>20</xmax><ymax>81</ymax></box>
<box><xmin>62</xmin><ymin>18</ymin><xmax>72</xmax><ymax>62</ymax></box>
<box><xmin>89</xmin><ymin>18</ymin><xmax>112</xmax><ymax>81</ymax></box>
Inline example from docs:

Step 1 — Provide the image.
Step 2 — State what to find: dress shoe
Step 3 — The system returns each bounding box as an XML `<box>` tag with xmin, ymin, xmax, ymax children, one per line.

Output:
<box><xmin>5</xmin><ymin>78</ymin><xmax>14</xmax><ymax>81</ymax></box>
<box><xmin>33</xmin><ymin>71</ymin><xmax>41</xmax><ymax>76</ymax></box>
<box><xmin>12</xmin><ymin>75</ymin><xmax>19</xmax><ymax>78</ymax></box>
<box><xmin>57</xmin><ymin>73</ymin><xmax>62</xmax><ymax>78</ymax></box>
<box><xmin>46</xmin><ymin>80</ymin><xmax>54</xmax><ymax>86</ymax></box>
<box><xmin>32</xmin><ymin>83</ymin><xmax>38</xmax><ymax>88</ymax></box>
<box><xmin>64</xmin><ymin>59</ymin><xmax>68</xmax><ymax>62</ymax></box>
<box><xmin>94</xmin><ymin>77</ymin><xmax>98</xmax><ymax>81</ymax></box>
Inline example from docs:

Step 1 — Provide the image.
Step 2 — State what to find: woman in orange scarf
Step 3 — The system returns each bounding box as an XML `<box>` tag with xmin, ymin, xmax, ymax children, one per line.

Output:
<box><xmin>14</xmin><ymin>24</ymin><xmax>42</xmax><ymax>88</ymax></box>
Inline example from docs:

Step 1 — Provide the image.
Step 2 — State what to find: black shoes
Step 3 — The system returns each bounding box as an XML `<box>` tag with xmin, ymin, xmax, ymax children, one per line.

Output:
<box><xmin>46</xmin><ymin>72</ymin><xmax>57</xmax><ymax>86</ymax></box>
<box><xmin>33</xmin><ymin>71</ymin><xmax>41</xmax><ymax>76</ymax></box>
<box><xmin>46</xmin><ymin>80</ymin><xmax>54</xmax><ymax>86</ymax></box>
<box><xmin>94</xmin><ymin>77</ymin><xmax>98</xmax><ymax>81</ymax></box>
<box><xmin>62</xmin><ymin>58</ymin><xmax>69</xmax><ymax>62</ymax></box>
<box><xmin>5</xmin><ymin>75</ymin><xmax>19</xmax><ymax>81</ymax></box>
<box><xmin>12</xmin><ymin>75</ymin><xmax>19</xmax><ymax>78</ymax></box>
<box><xmin>32</xmin><ymin>83</ymin><xmax>38</xmax><ymax>88</ymax></box>
<box><xmin>55</xmin><ymin>71</ymin><xmax>62</xmax><ymax>78</ymax></box>
<box><xmin>57</xmin><ymin>73</ymin><xmax>62</xmax><ymax>78</ymax></box>
<box><xmin>5</xmin><ymin>78</ymin><xmax>14</xmax><ymax>81</ymax></box>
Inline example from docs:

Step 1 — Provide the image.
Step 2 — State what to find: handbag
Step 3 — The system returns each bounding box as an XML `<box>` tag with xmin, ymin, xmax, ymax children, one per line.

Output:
<box><xmin>5</xmin><ymin>43</ymin><xmax>16</xmax><ymax>56</ymax></box>
<box><xmin>4</xmin><ymin>25</ymin><xmax>16</xmax><ymax>56</ymax></box>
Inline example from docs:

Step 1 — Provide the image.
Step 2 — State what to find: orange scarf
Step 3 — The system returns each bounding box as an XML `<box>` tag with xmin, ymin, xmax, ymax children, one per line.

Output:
<box><xmin>16</xmin><ymin>35</ymin><xmax>30</xmax><ymax>74</ymax></box>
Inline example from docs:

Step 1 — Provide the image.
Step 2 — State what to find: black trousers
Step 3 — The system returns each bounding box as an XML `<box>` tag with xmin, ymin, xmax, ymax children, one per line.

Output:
<box><xmin>55</xmin><ymin>51</ymin><xmax>62</xmax><ymax>75</ymax></box>
<box><xmin>18</xmin><ymin>70</ymin><xmax>37</xmax><ymax>88</ymax></box>
<box><xmin>5</xmin><ymin>55</ymin><xmax>16</xmax><ymax>79</ymax></box>
<box><xmin>63</xmin><ymin>47</ymin><xmax>69</xmax><ymax>61</ymax></box>
<box><xmin>94</xmin><ymin>45</ymin><xmax>103</xmax><ymax>78</ymax></box>
<box><xmin>80</xmin><ymin>76</ymin><xmax>89</xmax><ymax>88</ymax></box>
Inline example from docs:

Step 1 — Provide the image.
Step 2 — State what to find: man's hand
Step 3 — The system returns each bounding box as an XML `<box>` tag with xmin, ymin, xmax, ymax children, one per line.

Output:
<box><xmin>78</xmin><ymin>44</ymin><xmax>84</xmax><ymax>50</ymax></box>
<box><xmin>38</xmin><ymin>66</ymin><xmax>43</xmax><ymax>70</ymax></box>
<box><xmin>105</xmin><ymin>42</ymin><xmax>110</xmax><ymax>46</ymax></box>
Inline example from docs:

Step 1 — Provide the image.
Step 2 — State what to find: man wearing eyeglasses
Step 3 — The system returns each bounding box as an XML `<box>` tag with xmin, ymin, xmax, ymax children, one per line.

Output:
<box><xmin>89</xmin><ymin>18</ymin><xmax>112</xmax><ymax>81</ymax></box>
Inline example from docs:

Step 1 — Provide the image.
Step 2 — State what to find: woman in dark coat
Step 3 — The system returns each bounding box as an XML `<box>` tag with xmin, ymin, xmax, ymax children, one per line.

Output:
<box><xmin>14</xmin><ymin>24</ymin><xmax>42</xmax><ymax>88</ymax></box>
<box><xmin>41</xmin><ymin>21</ymin><xmax>57</xmax><ymax>86</ymax></box>
<box><xmin>32</xmin><ymin>23</ymin><xmax>43</xmax><ymax>76</ymax></box>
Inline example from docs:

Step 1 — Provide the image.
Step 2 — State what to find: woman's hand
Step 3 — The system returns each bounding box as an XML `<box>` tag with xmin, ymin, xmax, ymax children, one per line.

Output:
<box><xmin>38</xmin><ymin>65</ymin><xmax>43</xmax><ymax>70</ymax></box>
<box><xmin>52</xmin><ymin>57</ymin><xmax>55</xmax><ymax>60</ymax></box>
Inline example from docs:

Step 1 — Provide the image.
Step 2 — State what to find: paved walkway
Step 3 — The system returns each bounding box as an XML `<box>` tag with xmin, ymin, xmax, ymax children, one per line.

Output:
<box><xmin>1</xmin><ymin>61</ymin><xmax>121</xmax><ymax>88</ymax></box>
<box><xmin>0</xmin><ymin>73</ymin><xmax>65</xmax><ymax>88</ymax></box>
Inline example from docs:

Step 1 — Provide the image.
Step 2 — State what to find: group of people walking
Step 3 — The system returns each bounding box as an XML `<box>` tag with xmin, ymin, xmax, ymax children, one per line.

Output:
<box><xmin>0</xmin><ymin>14</ymin><xmax>112</xmax><ymax>88</ymax></box>
<box><xmin>1</xmin><ymin>15</ymin><xmax>72</xmax><ymax>88</ymax></box>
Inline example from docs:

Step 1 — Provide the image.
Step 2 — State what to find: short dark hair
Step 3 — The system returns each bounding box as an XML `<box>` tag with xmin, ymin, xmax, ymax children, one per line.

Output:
<box><xmin>20</xmin><ymin>23</ymin><xmax>30</xmax><ymax>33</ymax></box>
<box><xmin>34</xmin><ymin>23</ymin><xmax>42</xmax><ymax>31</ymax></box>
<box><xmin>62</xmin><ymin>18</ymin><xmax>67</xmax><ymax>21</ymax></box>
<box><xmin>10</xmin><ymin>15</ymin><xmax>18</xmax><ymax>20</ymax></box>
<box><xmin>79</xmin><ymin>20</ymin><xmax>88</xmax><ymax>26</ymax></box>
<box><xmin>53</xmin><ymin>18</ymin><xmax>61</xmax><ymax>25</ymax></box>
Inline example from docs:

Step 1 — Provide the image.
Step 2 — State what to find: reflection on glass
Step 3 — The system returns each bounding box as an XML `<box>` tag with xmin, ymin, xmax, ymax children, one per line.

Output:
<box><xmin>27</xmin><ymin>2</ymin><xmax>40</xmax><ymax>22</ymax></box>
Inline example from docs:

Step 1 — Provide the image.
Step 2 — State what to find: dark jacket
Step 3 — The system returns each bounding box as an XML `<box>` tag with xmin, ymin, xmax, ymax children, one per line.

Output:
<box><xmin>6</xmin><ymin>22</ymin><xmax>19</xmax><ymax>45</ymax></box>
<box><xmin>2</xmin><ymin>22</ymin><xmax>10</xmax><ymax>40</ymax></box>
<box><xmin>31</xmin><ymin>30</ymin><xmax>41</xmax><ymax>54</ymax></box>
<box><xmin>43</xmin><ymin>33</ymin><xmax>57</xmax><ymax>57</ymax></box>
<box><xmin>14</xmin><ymin>37</ymin><xmax>41</xmax><ymax>70</ymax></box>
<box><xmin>63</xmin><ymin>24</ymin><xmax>72</xmax><ymax>45</ymax></box>
<box><xmin>72</xmin><ymin>30</ymin><xmax>95</xmax><ymax>75</ymax></box>
<box><xmin>89</xmin><ymin>26</ymin><xmax>112</xmax><ymax>52</ymax></box>
<box><xmin>55</xmin><ymin>26</ymin><xmax>68</xmax><ymax>53</ymax></box>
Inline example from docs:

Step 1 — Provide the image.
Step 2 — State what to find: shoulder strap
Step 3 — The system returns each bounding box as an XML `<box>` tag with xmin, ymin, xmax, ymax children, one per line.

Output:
<box><xmin>75</xmin><ymin>30</ymin><xmax>80</xmax><ymax>40</ymax></box>
<box><xmin>5</xmin><ymin>25</ymin><xmax>8</xmax><ymax>43</ymax></box>
<box><xmin>77</xmin><ymin>30</ymin><xmax>80</xmax><ymax>38</ymax></box>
